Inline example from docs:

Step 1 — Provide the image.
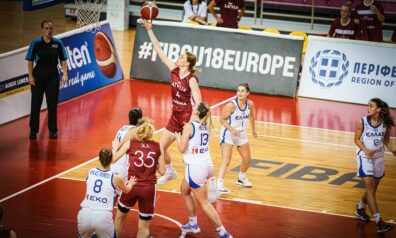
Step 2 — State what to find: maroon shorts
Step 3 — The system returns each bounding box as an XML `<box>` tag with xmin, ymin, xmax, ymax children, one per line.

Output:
<box><xmin>118</xmin><ymin>184</ymin><xmax>156</xmax><ymax>219</ymax></box>
<box><xmin>165</xmin><ymin>111</ymin><xmax>192</xmax><ymax>133</ymax></box>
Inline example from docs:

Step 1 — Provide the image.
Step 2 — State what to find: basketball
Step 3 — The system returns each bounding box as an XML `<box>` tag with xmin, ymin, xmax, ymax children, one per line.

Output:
<box><xmin>94</xmin><ymin>32</ymin><xmax>117</xmax><ymax>78</ymax></box>
<box><xmin>140</xmin><ymin>1</ymin><xmax>159</xmax><ymax>21</ymax></box>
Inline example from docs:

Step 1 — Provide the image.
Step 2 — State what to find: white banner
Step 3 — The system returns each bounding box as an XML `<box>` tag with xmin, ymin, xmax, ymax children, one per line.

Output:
<box><xmin>299</xmin><ymin>36</ymin><xmax>396</xmax><ymax>108</ymax></box>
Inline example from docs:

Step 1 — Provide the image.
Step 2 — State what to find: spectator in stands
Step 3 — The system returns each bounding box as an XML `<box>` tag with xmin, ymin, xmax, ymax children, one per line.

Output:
<box><xmin>353</xmin><ymin>0</ymin><xmax>385</xmax><ymax>42</ymax></box>
<box><xmin>392</xmin><ymin>29</ymin><xmax>396</xmax><ymax>43</ymax></box>
<box><xmin>328</xmin><ymin>3</ymin><xmax>357</xmax><ymax>39</ymax></box>
<box><xmin>0</xmin><ymin>206</ymin><xmax>17</xmax><ymax>238</ymax></box>
<box><xmin>208</xmin><ymin>0</ymin><xmax>245</xmax><ymax>29</ymax></box>
<box><xmin>183</xmin><ymin>0</ymin><xmax>209</xmax><ymax>25</ymax></box>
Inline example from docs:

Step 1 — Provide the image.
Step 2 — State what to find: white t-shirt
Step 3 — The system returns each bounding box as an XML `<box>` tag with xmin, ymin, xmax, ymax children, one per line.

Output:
<box><xmin>183</xmin><ymin>1</ymin><xmax>207</xmax><ymax>22</ymax></box>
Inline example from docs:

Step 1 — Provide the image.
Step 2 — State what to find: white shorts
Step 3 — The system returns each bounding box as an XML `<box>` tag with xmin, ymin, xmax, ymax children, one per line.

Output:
<box><xmin>220</xmin><ymin>128</ymin><xmax>248</xmax><ymax>146</ymax></box>
<box><xmin>77</xmin><ymin>208</ymin><xmax>115</xmax><ymax>238</ymax></box>
<box><xmin>356</xmin><ymin>155</ymin><xmax>384</xmax><ymax>179</ymax></box>
<box><xmin>185</xmin><ymin>164</ymin><xmax>214</xmax><ymax>189</ymax></box>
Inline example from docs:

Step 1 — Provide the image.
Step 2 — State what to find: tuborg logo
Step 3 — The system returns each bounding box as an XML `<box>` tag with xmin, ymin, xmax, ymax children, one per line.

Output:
<box><xmin>309</xmin><ymin>49</ymin><xmax>349</xmax><ymax>88</ymax></box>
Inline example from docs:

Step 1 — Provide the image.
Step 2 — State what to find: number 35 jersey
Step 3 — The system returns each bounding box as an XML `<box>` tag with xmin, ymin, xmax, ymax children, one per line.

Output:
<box><xmin>128</xmin><ymin>140</ymin><xmax>161</xmax><ymax>185</ymax></box>
<box><xmin>81</xmin><ymin>168</ymin><xmax>115</xmax><ymax>211</ymax></box>
<box><xmin>184</xmin><ymin>121</ymin><xmax>212</xmax><ymax>165</ymax></box>
<box><xmin>357</xmin><ymin>116</ymin><xmax>387</xmax><ymax>159</ymax></box>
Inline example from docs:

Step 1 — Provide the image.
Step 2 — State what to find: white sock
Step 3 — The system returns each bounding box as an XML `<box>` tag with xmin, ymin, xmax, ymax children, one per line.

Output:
<box><xmin>216</xmin><ymin>226</ymin><xmax>227</xmax><ymax>236</ymax></box>
<box><xmin>217</xmin><ymin>178</ymin><xmax>224</xmax><ymax>187</ymax></box>
<box><xmin>239</xmin><ymin>172</ymin><xmax>247</xmax><ymax>179</ymax></box>
<box><xmin>208</xmin><ymin>177</ymin><xmax>217</xmax><ymax>191</ymax></box>
<box><xmin>373</xmin><ymin>213</ymin><xmax>381</xmax><ymax>224</ymax></box>
<box><xmin>189</xmin><ymin>216</ymin><xmax>198</xmax><ymax>225</ymax></box>
<box><xmin>357</xmin><ymin>201</ymin><xmax>366</xmax><ymax>210</ymax></box>
<box><xmin>165</xmin><ymin>164</ymin><xmax>174</xmax><ymax>174</ymax></box>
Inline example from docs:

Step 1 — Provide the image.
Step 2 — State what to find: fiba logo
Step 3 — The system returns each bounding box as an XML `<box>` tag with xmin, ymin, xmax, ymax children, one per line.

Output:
<box><xmin>309</xmin><ymin>49</ymin><xmax>349</xmax><ymax>88</ymax></box>
<box><xmin>94</xmin><ymin>32</ymin><xmax>117</xmax><ymax>78</ymax></box>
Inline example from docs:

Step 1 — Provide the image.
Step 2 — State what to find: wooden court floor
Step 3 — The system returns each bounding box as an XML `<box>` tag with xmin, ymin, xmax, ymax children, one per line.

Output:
<box><xmin>0</xmin><ymin>79</ymin><xmax>395</xmax><ymax>237</ymax></box>
<box><xmin>1</xmin><ymin>2</ymin><xmax>396</xmax><ymax>237</ymax></box>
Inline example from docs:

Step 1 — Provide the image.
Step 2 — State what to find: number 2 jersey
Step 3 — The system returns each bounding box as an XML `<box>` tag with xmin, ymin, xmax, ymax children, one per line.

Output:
<box><xmin>357</xmin><ymin>116</ymin><xmax>387</xmax><ymax>159</ymax></box>
<box><xmin>183</xmin><ymin>121</ymin><xmax>212</xmax><ymax>165</ymax></box>
<box><xmin>81</xmin><ymin>168</ymin><xmax>115</xmax><ymax>211</ymax></box>
<box><xmin>128</xmin><ymin>139</ymin><xmax>161</xmax><ymax>185</ymax></box>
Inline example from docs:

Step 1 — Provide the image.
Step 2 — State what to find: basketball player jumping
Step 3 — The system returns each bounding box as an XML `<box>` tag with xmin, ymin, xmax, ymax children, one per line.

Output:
<box><xmin>141</xmin><ymin>19</ymin><xmax>202</xmax><ymax>185</ymax></box>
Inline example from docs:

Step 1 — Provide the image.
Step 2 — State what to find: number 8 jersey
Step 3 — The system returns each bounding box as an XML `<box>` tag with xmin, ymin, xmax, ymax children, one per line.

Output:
<box><xmin>81</xmin><ymin>168</ymin><xmax>115</xmax><ymax>211</ymax></box>
<box><xmin>184</xmin><ymin>121</ymin><xmax>212</xmax><ymax>165</ymax></box>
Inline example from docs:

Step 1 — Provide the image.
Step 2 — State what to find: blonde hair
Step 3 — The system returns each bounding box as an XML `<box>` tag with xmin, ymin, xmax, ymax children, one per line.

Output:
<box><xmin>136</xmin><ymin>118</ymin><xmax>154</xmax><ymax>142</ymax></box>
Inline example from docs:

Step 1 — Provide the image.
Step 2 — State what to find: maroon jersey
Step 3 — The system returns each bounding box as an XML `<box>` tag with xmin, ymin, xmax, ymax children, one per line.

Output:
<box><xmin>171</xmin><ymin>67</ymin><xmax>197</xmax><ymax>113</ymax></box>
<box><xmin>128</xmin><ymin>139</ymin><xmax>161</xmax><ymax>185</ymax></box>
<box><xmin>329</xmin><ymin>18</ymin><xmax>356</xmax><ymax>39</ymax></box>
<box><xmin>215</xmin><ymin>0</ymin><xmax>245</xmax><ymax>28</ymax></box>
<box><xmin>354</xmin><ymin>1</ymin><xmax>384</xmax><ymax>41</ymax></box>
<box><xmin>392</xmin><ymin>30</ymin><xmax>396</xmax><ymax>43</ymax></box>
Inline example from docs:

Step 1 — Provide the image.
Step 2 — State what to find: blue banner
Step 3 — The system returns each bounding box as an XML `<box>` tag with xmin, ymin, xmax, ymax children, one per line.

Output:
<box><xmin>59</xmin><ymin>23</ymin><xmax>123</xmax><ymax>102</ymax></box>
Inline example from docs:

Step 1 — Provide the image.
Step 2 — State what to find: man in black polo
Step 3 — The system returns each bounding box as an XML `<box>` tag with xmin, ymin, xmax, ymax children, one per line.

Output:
<box><xmin>26</xmin><ymin>20</ymin><xmax>68</xmax><ymax>139</ymax></box>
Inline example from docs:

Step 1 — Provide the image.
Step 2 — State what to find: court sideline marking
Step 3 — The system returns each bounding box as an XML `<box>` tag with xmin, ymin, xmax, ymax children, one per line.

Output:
<box><xmin>0</xmin><ymin>96</ymin><xmax>235</xmax><ymax>203</ymax></box>
<box><xmin>58</xmin><ymin>176</ymin><xmax>396</xmax><ymax>224</ymax></box>
<box><xmin>2</xmin><ymin>95</ymin><xmax>395</xmax><ymax>224</ymax></box>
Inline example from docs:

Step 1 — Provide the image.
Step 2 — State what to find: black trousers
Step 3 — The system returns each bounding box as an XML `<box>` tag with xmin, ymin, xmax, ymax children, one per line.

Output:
<box><xmin>29</xmin><ymin>75</ymin><xmax>60</xmax><ymax>133</ymax></box>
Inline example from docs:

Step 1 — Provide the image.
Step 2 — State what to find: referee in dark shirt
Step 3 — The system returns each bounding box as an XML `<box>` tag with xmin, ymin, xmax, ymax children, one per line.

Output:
<box><xmin>26</xmin><ymin>20</ymin><xmax>68</xmax><ymax>139</ymax></box>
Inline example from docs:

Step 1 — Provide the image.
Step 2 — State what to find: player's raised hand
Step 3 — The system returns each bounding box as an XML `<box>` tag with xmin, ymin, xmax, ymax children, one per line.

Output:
<box><xmin>140</xmin><ymin>19</ymin><xmax>152</xmax><ymax>30</ymax></box>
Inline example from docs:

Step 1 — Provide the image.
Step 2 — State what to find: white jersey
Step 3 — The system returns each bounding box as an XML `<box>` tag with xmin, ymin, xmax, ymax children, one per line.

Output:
<box><xmin>183</xmin><ymin>121</ymin><xmax>212</xmax><ymax>165</ymax></box>
<box><xmin>225</xmin><ymin>98</ymin><xmax>250</xmax><ymax>132</ymax></box>
<box><xmin>357</xmin><ymin>116</ymin><xmax>387</xmax><ymax>159</ymax></box>
<box><xmin>110</xmin><ymin>125</ymin><xmax>135</xmax><ymax>179</ymax></box>
<box><xmin>81</xmin><ymin>168</ymin><xmax>115</xmax><ymax>211</ymax></box>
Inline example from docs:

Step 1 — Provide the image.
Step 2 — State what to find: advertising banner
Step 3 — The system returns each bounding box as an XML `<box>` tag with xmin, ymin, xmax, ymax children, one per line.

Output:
<box><xmin>0</xmin><ymin>21</ymin><xmax>123</xmax><ymax>125</ymax></box>
<box><xmin>131</xmin><ymin>21</ymin><xmax>303</xmax><ymax>97</ymax></box>
<box><xmin>299</xmin><ymin>36</ymin><xmax>396</xmax><ymax>108</ymax></box>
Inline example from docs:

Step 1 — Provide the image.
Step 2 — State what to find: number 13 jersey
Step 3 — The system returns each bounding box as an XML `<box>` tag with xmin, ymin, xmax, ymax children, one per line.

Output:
<box><xmin>184</xmin><ymin>121</ymin><xmax>212</xmax><ymax>165</ymax></box>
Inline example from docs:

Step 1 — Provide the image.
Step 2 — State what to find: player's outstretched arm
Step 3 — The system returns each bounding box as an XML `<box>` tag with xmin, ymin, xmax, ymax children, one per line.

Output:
<box><xmin>354</xmin><ymin>119</ymin><xmax>374</xmax><ymax>158</ymax></box>
<box><xmin>249</xmin><ymin>100</ymin><xmax>257</xmax><ymax>138</ymax></box>
<box><xmin>140</xmin><ymin>19</ymin><xmax>176</xmax><ymax>71</ymax></box>
<box><xmin>114</xmin><ymin>175</ymin><xmax>137</xmax><ymax>194</ymax></box>
<box><xmin>384</xmin><ymin>128</ymin><xmax>396</xmax><ymax>156</ymax></box>
<box><xmin>112</xmin><ymin>141</ymin><xmax>130</xmax><ymax>164</ymax></box>
<box><xmin>115</xmin><ymin>127</ymin><xmax>138</xmax><ymax>151</ymax></box>
<box><xmin>175</xmin><ymin>124</ymin><xmax>192</xmax><ymax>153</ymax></box>
<box><xmin>220</xmin><ymin>102</ymin><xmax>240</xmax><ymax>136</ymax></box>
<box><xmin>189</xmin><ymin>77</ymin><xmax>201</xmax><ymax>106</ymax></box>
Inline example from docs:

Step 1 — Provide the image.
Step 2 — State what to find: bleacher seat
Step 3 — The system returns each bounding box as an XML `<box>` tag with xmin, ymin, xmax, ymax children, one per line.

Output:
<box><xmin>239</xmin><ymin>26</ymin><xmax>253</xmax><ymax>30</ymax></box>
<box><xmin>263</xmin><ymin>28</ymin><xmax>280</xmax><ymax>34</ymax></box>
<box><xmin>289</xmin><ymin>31</ymin><xmax>308</xmax><ymax>54</ymax></box>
